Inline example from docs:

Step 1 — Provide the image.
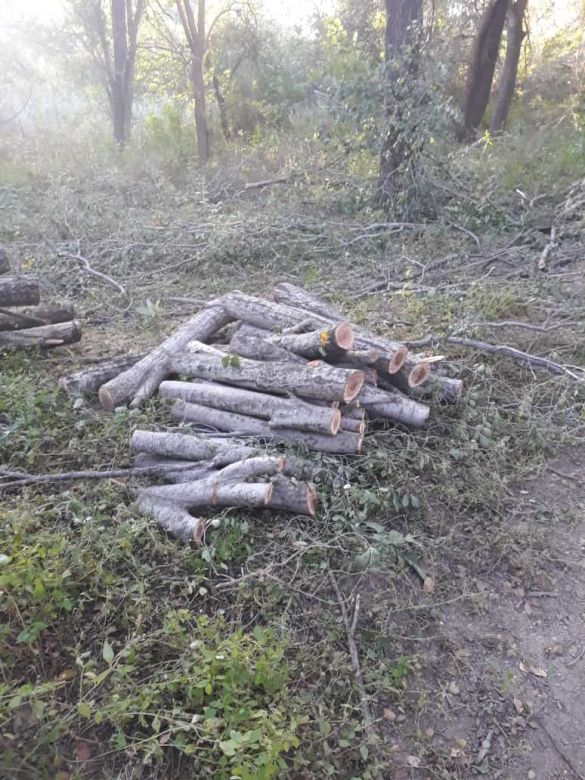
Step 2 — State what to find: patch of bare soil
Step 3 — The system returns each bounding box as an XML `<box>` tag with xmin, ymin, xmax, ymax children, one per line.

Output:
<box><xmin>383</xmin><ymin>447</ymin><xmax>585</xmax><ymax>780</ymax></box>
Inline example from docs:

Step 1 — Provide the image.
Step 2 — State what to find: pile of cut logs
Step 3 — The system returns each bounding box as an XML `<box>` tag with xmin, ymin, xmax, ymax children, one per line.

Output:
<box><xmin>0</xmin><ymin>256</ymin><xmax>81</xmax><ymax>349</ymax></box>
<box><xmin>59</xmin><ymin>284</ymin><xmax>463</xmax><ymax>542</ymax></box>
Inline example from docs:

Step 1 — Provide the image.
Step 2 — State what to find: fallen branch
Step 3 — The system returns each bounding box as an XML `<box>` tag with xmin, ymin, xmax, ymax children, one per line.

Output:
<box><xmin>0</xmin><ymin>320</ymin><xmax>81</xmax><ymax>349</ymax></box>
<box><xmin>0</xmin><ymin>276</ymin><xmax>40</xmax><ymax>307</ymax></box>
<box><xmin>406</xmin><ymin>335</ymin><xmax>583</xmax><ymax>379</ymax></box>
<box><xmin>244</xmin><ymin>177</ymin><xmax>288</xmax><ymax>190</ymax></box>
<box><xmin>60</xmin><ymin>250</ymin><xmax>128</xmax><ymax>297</ymax></box>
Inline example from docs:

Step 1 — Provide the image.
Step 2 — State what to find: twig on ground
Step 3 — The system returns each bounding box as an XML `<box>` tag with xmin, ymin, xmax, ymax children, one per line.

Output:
<box><xmin>0</xmin><ymin>463</ymin><xmax>201</xmax><ymax>491</ymax></box>
<box><xmin>451</xmin><ymin>223</ymin><xmax>481</xmax><ymax>251</ymax></box>
<box><xmin>244</xmin><ymin>177</ymin><xmax>288</xmax><ymax>190</ymax></box>
<box><xmin>405</xmin><ymin>334</ymin><xmax>584</xmax><ymax>380</ymax></box>
<box><xmin>538</xmin><ymin>227</ymin><xmax>557</xmax><ymax>272</ymax></box>
<box><xmin>533</xmin><ymin>714</ymin><xmax>585</xmax><ymax>780</ymax></box>
<box><xmin>476</xmin><ymin>319</ymin><xmax>578</xmax><ymax>333</ymax></box>
<box><xmin>327</xmin><ymin>566</ymin><xmax>382</xmax><ymax>777</ymax></box>
<box><xmin>59</xmin><ymin>249</ymin><xmax>128</xmax><ymax>297</ymax></box>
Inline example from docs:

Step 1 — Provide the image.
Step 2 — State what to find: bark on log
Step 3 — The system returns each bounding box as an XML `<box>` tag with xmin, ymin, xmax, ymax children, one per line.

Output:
<box><xmin>229</xmin><ymin>331</ymin><xmax>303</xmax><ymax>363</ymax></box>
<box><xmin>59</xmin><ymin>355</ymin><xmax>145</xmax><ymax>396</ymax></box>
<box><xmin>408</xmin><ymin>375</ymin><xmax>464</xmax><ymax>404</ymax></box>
<box><xmin>0</xmin><ymin>320</ymin><xmax>81</xmax><ymax>349</ymax></box>
<box><xmin>172</xmin><ymin>400</ymin><xmax>363</xmax><ymax>454</ymax></box>
<box><xmin>269</xmin><ymin>407</ymin><xmax>341</xmax><ymax>435</ymax></box>
<box><xmin>267</xmin><ymin>477</ymin><xmax>317</xmax><ymax>516</ymax></box>
<box><xmin>0</xmin><ymin>303</ymin><xmax>75</xmax><ymax>331</ymax></box>
<box><xmin>272</xmin><ymin>284</ymin><xmax>412</xmax><ymax>375</ymax></box>
<box><xmin>159</xmin><ymin>380</ymin><xmax>341</xmax><ymax>433</ymax></box>
<box><xmin>136</xmin><ymin>496</ymin><xmax>205</xmax><ymax>542</ymax></box>
<box><xmin>98</xmin><ymin>303</ymin><xmax>233</xmax><ymax>410</ymax></box>
<box><xmin>338</xmin><ymin>363</ymin><xmax>377</xmax><ymax>385</ymax></box>
<box><xmin>130</xmin><ymin>429</ymin><xmax>259</xmax><ymax>464</ymax></box>
<box><xmin>134</xmin><ymin>451</ymin><xmax>313</xmax><ymax>483</ymax></box>
<box><xmin>272</xmin><ymin>282</ymin><xmax>343</xmax><ymax>320</ymax></box>
<box><xmin>356</xmin><ymin>384</ymin><xmax>430</xmax><ymax>427</ymax></box>
<box><xmin>277</xmin><ymin>323</ymin><xmax>353</xmax><ymax>360</ymax></box>
<box><xmin>172</xmin><ymin>343</ymin><xmax>365</xmax><ymax>403</ymax></box>
<box><xmin>134</xmin><ymin>452</ymin><xmax>217</xmax><ymax>483</ymax></box>
<box><xmin>341</xmin><ymin>416</ymin><xmax>367</xmax><ymax>434</ymax></box>
<box><xmin>0</xmin><ymin>250</ymin><xmax>9</xmax><ymax>275</ymax></box>
<box><xmin>0</xmin><ymin>276</ymin><xmax>40</xmax><ymax>307</ymax></box>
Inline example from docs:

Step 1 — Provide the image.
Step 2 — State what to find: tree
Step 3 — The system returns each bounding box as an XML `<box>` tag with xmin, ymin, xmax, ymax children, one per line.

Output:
<box><xmin>73</xmin><ymin>0</ymin><xmax>145</xmax><ymax>145</ymax></box>
<box><xmin>460</xmin><ymin>0</ymin><xmax>510</xmax><ymax>139</ymax></box>
<box><xmin>377</xmin><ymin>0</ymin><xmax>423</xmax><ymax>209</ymax></box>
<box><xmin>175</xmin><ymin>0</ymin><xmax>209</xmax><ymax>165</ymax></box>
<box><xmin>489</xmin><ymin>0</ymin><xmax>529</xmax><ymax>133</ymax></box>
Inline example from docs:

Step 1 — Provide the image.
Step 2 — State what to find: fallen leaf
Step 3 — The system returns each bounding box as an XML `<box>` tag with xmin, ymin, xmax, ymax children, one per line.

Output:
<box><xmin>159</xmin><ymin>732</ymin><xmax>171</xmax><ymax>746</ymax></box>
<box><xmin>529</xmin><ymin>666</ymin><xmax>547</xmax><ymax>678</ymax></box>
<box><xmin>551</xmin><ymin>644</ymin><xmax>564</xmax><ymax>656</ymax></box>
<box><xmin>524</xmin><ymin>602</ymin><xmax>533</xmax><ymax>616</ymax></box>
<box><xmin>423</xmin><ymin>577</ymin><xmax>435</xmax><ymax>593</ymax></box>
<box><xmin>513</xmin><ymin>697</ymin><xmax>524</xmax><ymax>714</ymax></box>
<box><xmin>449</xmin><ymin>681</ymin><xmax>460</xmax><ymax>695</ymax></box>
<box><xmin>74</xmin><ymin>740</ymin><xmax>91</xmax><ymax>761</ymax></box>
<box><xmin>406</xmin><ymin>755</ymin><xmax>421</xmax><ymax>768</ymax></box>
<box><xmin>383</xmin><ymin>707</ymin><xmax>396</xmax><ymax>722</ymax></box>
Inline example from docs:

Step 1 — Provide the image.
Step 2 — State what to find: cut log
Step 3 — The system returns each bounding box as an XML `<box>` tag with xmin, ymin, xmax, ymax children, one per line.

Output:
<box><xmin>145</xmin><ymin>481</ymin><xmax>273</xmax><ymax>510</ymax></box>
<box><xmin>338</xmin><ymin>362</ymin><xmax>377</xmax><ymax>385</ymax></box>
<box><xmin>134</xmin><ymin>453</ymin><xmax>217</xmax><ymax>483</ymax></box>
<box><xmin>172</xmin><ymin>400</ymin><xmax>363</xmax><ymax>454</ymax></box>
<box><xmin>409</xmin><ymin>375</ymin><xmax>464</xmax><ymax>404</ymax></box>
<box><xmin>271</xmin><ymin>284</ymin><xmax>416</xmax><ymax>379</ymax></box>
<box><xmin>277</xmin><ymin>323</ymin><xmax>353</xmax><ymax>360</ymax></box>
<box><xmin>135</xmin><ymin>496</ymin><xmax>205</xmax><ymax>542</ymax></box>
<box><xmin>269</xmin><ymin>407</ymin><xmax>341</xmax><ymax>435</ymax></box>
<box><xmin>134</xmin><ymin>451</ymin><xmax>312</xmax><ymax>483</ymax></box>
<box><xmin>0</xmin><ymin>320</ymin><xmax>81</xmax><ymax>349</ymax></box>
<box><xmin>59</xmin><ymin>355</ymin><xmax>145</xmax><ymax>396</ymax></box>
<box><xmin>267</xmin><ymin>477</ymin><xmax>317</xmax><ymax>516</ymax></box>
<box><xmin>356</xmin><ymin>385</ymin><xmax>430</xmax><ymax>427</ymax></box>
<box><xmin>0</xmin><ymin>276</ymin><xmax>40</xmax><ymax>307</ymax></box>
<box><xmin>272</xmin><ymin>282</ymin><xmax>343</xmax><ymax>320</ymax></box>
<box><xmin>98</xmin><ymin>303</ymin><xmax>233</xmax><ymax>411</ymax></box>
<box><xmin>172</xmin><ymin>343</ymin><xmax>365</xmax><ymax>403</ymax></box>
<box><xmin>159</xmin><ymin>380</ymin><xmax>341</xmax><ymax>433</ymax></box>
<box><xmin>0</xmin><ymin>303</ymin><xmax>75</xmax><ymax>331</ymax></box>
<box><xmin>230</xmin><ymin>330</ymin><xmax>304</xmax><ymax>364</ymax></box>
<box><xmin>341</xmin><ymin>416</ymin><xmax>367</xmax><ymax>434</ymax></box>
<box><xmin>130</xmin><ymin>430</ymin><xmax>259</xmax><ymax>464</ymax></box>
<box><xmin>341</xmin><ymin>405</ymin><xmax>366</xmax><ymax>420</ymax></box>
<box><xmin>223</xmin><ymin>290</ymin><xmax>412</xmax><ymax>383</ymax></box>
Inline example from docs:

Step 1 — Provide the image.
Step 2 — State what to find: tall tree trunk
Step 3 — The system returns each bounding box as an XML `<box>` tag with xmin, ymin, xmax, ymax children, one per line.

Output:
<box><xmin>213</xmin><ymin>72</ymin><xmax>230</xmax><ymax>141</ymax></box>
<box><xmin>377</xmin><ymin>0</ymin><xmax>423</xmax><ymax>210</ymax></box>
<box><xmin>461</xmin><ymin>0</ymin><xmax>511</xmax><ymax>140</ymax></box>
<box><xmin>489</xmin><ymin>0</ymin><xmax>528</xmax><ymax>134</ymax></box>
<box><xmin>111</xmin><ymin>0</ymin><xmax>130</xmax><ymax>144</ymax></box>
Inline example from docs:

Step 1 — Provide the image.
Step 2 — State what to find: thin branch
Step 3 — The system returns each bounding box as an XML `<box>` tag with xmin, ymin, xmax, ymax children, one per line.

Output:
<box><xmin>59</xmin><ymin>250</ymin><xmax>128</xmax><ymax>297</ymax></box>
<box><xmin>0</xmin><ymin>463</ymin><xmax>202</xmax><ymax>491</ymax></box>
<box><xmin>406</xmin><ymin>334</ymin><xmax>584</xmax><ymax>379</ymax></box>
<box><xmin>327</xmin><ymin>566</ymin><xmax>381</xmax><ymax>769</ymax></box>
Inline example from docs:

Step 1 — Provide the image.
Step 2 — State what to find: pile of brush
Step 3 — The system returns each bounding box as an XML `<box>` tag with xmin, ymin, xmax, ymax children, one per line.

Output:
<box><xmin>59</xmin><ymin>284</ymin><xmax>462</xmax><ymax>541</ymax></box>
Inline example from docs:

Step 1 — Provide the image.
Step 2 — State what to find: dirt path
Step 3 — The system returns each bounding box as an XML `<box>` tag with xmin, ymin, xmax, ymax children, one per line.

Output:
<box><xmin>384</xmin><ymin>447</ymin><xmax>585</xmax><ymax>779</ymax></box>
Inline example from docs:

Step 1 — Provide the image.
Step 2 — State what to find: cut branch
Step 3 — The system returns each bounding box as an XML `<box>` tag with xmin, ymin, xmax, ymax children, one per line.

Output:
<box><xmin>130</xmin><ymin>430</ymin><xmax>259</xmax><ymax>464</ymax></box>
<box><xmin>59</xmin><ymin>354</ymin><xmax>145</xmax><ymax>396</ymax></box>
<box><xmin>0</xmin><ymin>320</ymin><xmax>81</xmax><ymax>349</ymax></box>
<box><xmin>0</xmin><ymin>303</ymin><xmax>74</xmax><ymax>331</ymax></box>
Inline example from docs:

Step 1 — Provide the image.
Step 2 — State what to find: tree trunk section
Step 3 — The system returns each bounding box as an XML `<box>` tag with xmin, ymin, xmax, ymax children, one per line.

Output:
<box><xmin>111</xmin><ymin>0</ymin><xmax>130</xmax><ymax>145</ymax></box>
<box><xmin>0</xmin><ymin>250</ymin><xmax>10</xmax><ymax>275</ymax></box>
<box><xmin>461</xmin><ymin>0</ymin><xmax>511</xmax><ymax>139</ymax></box>
<box><xmin>172</xmin><ymin>343</ymin><xmax>365</xmax><ymax>403</ymax></box>
<box><xmin>230</xmin><ymin>330</ymin><xmax>304</xmax><ymax>363</ymax></box>
<box><xmin>160</xmin><ymin>379</ymin><xmax>341</xmax><ymax>433</ymax></box>
<box><xmin>489</xmin><ymin>0</ymin><xmax>528</xmax><ymax>134</ymax></box>
<box><xmin>0</xmin><ymin>320</ymin><xmax>81</xmax><ymax>349</ymax></box>
<box><xmin>135</xmin><ymin>496</ymin><xmax>205</xmax><ymax>542</ymax></box>
<box><xmin>0</xmin><ymin>277</ymin><xmax>40</xmax><ymax>307</ymax></box>
<box><xmin>356</xmin><ymin>384</ymin><xmax>430</xmax><ymax>427</ymax></box>
<box><xmin>0</xmin><ymin>303</ymin><xmax>75</xmax><ymax>331</ymax></box>
<box><xmin>130</xmin><ymin>429</ymin><xmax>258</xmax><ymax>464</ymax></box>
<box><xmin>267</xmin><ymin>477</ymin><xmax>317</xmax><ymax>516</ymax></box>
<box><xmin>59</xmin><ymin>354</ymin><xmax>145</xmax><ymax>396</ymax></box>
<box><xmin>98</xmin><ymin>303</ymin><xmax>233</xmax><ymax>410</ymax></box>
<box><xmin>171</xmin><ymin>400</ymin><xmax>363</xmax><ymax>454</ymax></box>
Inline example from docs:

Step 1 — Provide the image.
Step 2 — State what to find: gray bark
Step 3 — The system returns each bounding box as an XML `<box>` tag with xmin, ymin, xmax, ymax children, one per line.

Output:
<box><xmin>98</xmin><ymin>303</ymin><xmax>233</xmax><ymax>410</ymax></box>
<box><xmin>0</xmin><ymin>303</ymin><xmax>74</xmax><ymax>331</ymax></box>
<box><xmin>135</xmin><ymin>496</ymin><xmax>205</xmax><ymax>542</ymax></box>
<box><xmin>356</xmin><ymin>384</ymin><xmax>430</xmax><ymax>427</ymax></box>
<box><xmin>267</xmin><ymin>477</ymin><xmax>317</xmax><ymax>516</ymax></box>
<box><xmin>172</xmin><ymin>342</ymin><xmax>365</xmax><ymax>403</ymax></box>
<box><xmin>0</xmin><ymin>276</ymin><xmax>40</xmax><ymax>307</ymax></box>
<box><xmin>0</xmin><ymin>320</ymin><xmax>81</xmax><ymax>349</ymax></box>
<box><xmin>59</xmin><ymin>354</ymin><xmax>145</xmax><ymax>396</ymax></box>
<box><xmin>130</xmin><ymin>429</ymin><xmax>259</xmax><ymax>464</ymax></box>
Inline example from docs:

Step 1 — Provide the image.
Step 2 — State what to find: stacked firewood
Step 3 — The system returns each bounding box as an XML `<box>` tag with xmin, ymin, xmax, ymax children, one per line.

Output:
<box><xmin>59</xmin><ymin>284</ymin><xmax>463</xmax><ymax>542</ymax></box>
<box><xmin>0</xmin><ymin>257</ymin><xmax>81</xmax><ymax>349</ymax></box>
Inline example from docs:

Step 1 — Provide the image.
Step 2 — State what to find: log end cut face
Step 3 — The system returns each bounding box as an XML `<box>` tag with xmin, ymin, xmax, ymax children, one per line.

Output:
<box><xmin>343</xmin><ymin>370</ymin><xmax>365</xmax><ymax>402</ymax></box>
<box><xmin>388</xmin><ymin>345</ymin><xmax>409</xmax><ymax>374</ymax></box>
<box><xmin>334</xmin><ymin>322</ymin><xmax>354</xmax><ymax>351</ymax></box>
<box><xmin>408</xmin><ymin>361</ymin><xmax>432</xmax><ymax>388</ymax></box>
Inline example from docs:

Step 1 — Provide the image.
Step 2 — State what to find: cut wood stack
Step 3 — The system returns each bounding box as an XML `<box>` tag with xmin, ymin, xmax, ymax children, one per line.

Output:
<box><xmin>0</xmin><ymin>258</ymin><xmax>81</xmax><ymax>349</ymax></box>
<box><xmin>58</xmin><ymin>284</ymin><xmax>463</xmax><ymax>542</ymax></box>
